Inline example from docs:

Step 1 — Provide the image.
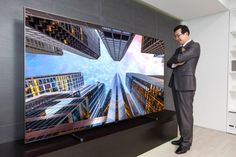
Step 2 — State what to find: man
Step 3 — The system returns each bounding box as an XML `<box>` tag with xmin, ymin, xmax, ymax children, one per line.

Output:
<box><xmin>167</xmin><ymin>25</ymin><xmax>200</xmax><ymax>154</ymax></box>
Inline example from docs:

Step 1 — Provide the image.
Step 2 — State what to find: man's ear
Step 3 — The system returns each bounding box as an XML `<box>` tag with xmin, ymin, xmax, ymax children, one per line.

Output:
<box><xmin>184</xmin><ymin>32</ymin><xmax>189</xmax><ymax>36</ymax></box>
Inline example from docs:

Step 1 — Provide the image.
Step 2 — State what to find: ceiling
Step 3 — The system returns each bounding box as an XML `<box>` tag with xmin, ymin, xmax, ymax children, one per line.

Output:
<box><xmin>139</xmin><ymin>0</ymin><xmax>230</xmax><ymax>20</ymax></box>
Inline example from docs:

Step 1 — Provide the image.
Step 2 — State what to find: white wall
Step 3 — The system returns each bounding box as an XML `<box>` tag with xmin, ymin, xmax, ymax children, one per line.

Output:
<box><xmin>182</xmin><ymin>11</ymin><xmax>229</xmax><ymax>132</ymax></box>
<box><xmin>230</xmin><ymin>0</ymin><xmax>236</xmax><ymax>9</ymax></box>
<box><xmin>218</xmin><ymin>0</ymin><xmax>236</xmax><ymax>9</ymax></box>
<box><xmin>218</xmin><ymin>0</ymin><xmax>230</xmax><ymax>8</ymax></box>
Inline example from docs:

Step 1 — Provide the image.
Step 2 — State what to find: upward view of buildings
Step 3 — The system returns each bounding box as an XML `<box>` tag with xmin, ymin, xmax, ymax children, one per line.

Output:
<box><xmin>126</xmin><ymin>73</ymin><xmax>164</xmax><ymax>114</ymax></box>
<box><xmin>24</xmin><ymin>8</ymin><xmax>165</xmax><ymax>143</ymax></box>
<box><xmin>25</xmin><ymin>9</ymin><xmax>101</xmax><ymax>59</ymax></box>
<box><xmin>25</xmin><ymin>77</ymin><xmax>106</xmax><ymax>142</ymax></box>
<box><xmin>98</xmin><ymin>27</ymin><xmax>135</xmax><ymax>61</ymax></box>
<box><xmin>104</xmin><ymin>74</ymin><xmax>133</xmax><ymax>123</ymax></box>
<box><xmin>102</xmin><ymin>73</ymin><xmax>164</xmax><ymax>124</ymax></box>
<box><xmin>25</xmin><ymin>8</ymin><xmax>165</xmax><ymax>61</ymax></box>
<box><xmin>25</xmin><ymin>72</ymin><xmax>84</xmax><ymax>99</ymax></box>
<box><xmin>141</xmin><ymin>36</ymin><xmax>165</xmax><ymax>56</ymax></box>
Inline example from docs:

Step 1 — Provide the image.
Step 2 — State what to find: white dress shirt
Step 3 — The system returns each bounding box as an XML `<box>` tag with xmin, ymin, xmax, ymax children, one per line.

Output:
<box><xmin>182</xmin><ymin>39</ymin><xmax>191</xmax><ymax>47</ymax></box>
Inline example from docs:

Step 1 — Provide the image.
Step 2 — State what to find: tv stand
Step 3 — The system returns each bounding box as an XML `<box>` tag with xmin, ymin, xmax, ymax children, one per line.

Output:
<box><xmin>146</xmin><ymin>114</ymin><xmax>159</xmax><ymax>120</ymax></box>
<box><xmin>71</xmin><ymin>134</ymin><xmax>84</xmax><ymax>143</ymax></box>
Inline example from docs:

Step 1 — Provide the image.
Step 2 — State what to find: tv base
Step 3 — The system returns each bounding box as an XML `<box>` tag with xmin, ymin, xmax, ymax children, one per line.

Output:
<box><xmin>146</xmin><ymin>114</ymin><xmax>159</xmax><ymax>120</ymax></box>
<box><xmin>71</xmin><ymin>134</ymin><xmax>84</xmax><ymax>143</ymax></box>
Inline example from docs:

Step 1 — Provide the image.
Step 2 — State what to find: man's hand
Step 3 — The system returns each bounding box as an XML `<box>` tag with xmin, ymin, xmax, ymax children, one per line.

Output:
<box><xmin>171</xmin><ymin>62</ymin><xmax>185</xmax><ymax>68</ymax></box>
<box><xmin>167</xmin><ymin>46</ymin><xmax>187</xmax><ymax>69</ymax></box>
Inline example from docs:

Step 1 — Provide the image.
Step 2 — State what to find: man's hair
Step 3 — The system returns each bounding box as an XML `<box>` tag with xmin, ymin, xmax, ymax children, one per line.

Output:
<box><xmin>174</xmin><ymin>25</ymin><xmax>190</xmax><ymax>35</ymax></box>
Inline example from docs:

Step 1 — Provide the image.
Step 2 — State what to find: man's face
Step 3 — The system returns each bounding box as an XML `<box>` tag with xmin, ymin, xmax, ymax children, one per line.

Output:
<box><xmin>174</xmin><ymin>28</ymin><xmax>189</xmax><ymax>45</ymax></box>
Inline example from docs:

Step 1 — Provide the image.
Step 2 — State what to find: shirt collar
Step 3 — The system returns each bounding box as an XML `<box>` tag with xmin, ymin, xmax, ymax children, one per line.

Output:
<box><xmin>182</xmin><ymin>39</ymin><xmax>191</xmax><ymax>47</ymax></box>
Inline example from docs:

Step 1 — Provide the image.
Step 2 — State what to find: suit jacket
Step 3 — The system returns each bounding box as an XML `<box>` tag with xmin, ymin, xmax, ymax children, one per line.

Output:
<box><xmin>167</xmin><ymin>40</ymin><xmax>200</xmax><ymax>91</ymax></box>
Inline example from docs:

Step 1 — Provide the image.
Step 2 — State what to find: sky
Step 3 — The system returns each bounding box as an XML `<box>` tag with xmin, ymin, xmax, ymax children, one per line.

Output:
<box><xmin>25</xmin><ymin>34</ymin><xmax>164</xmax><ymax>92</ymax></box>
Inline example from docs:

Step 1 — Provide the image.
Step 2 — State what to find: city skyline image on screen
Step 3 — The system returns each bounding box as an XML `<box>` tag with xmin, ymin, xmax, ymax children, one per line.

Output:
<box><xmin>24</xmin><ymin>8</ymin><xmax>165</xmax><ymax>143</ymax></box>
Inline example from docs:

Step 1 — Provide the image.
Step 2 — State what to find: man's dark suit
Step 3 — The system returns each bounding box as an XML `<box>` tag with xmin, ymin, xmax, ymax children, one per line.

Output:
<box><xmin>167</xmin><ymin>40</ymin><xmax>200</xmax><ymax>148</ymax></box>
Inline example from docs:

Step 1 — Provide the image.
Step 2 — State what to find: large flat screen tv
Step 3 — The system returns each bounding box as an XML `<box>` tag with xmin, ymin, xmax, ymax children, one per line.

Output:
<box><xmin>24</xmin><ymin>8</ymin><xmax>165</xmax><ymax>143</ymax></box>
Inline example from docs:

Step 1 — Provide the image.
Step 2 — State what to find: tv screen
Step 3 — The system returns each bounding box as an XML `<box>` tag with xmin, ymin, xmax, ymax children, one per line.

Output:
<box><xmin>24</xmin><ymin>8</ymin><xmax>165</xmax><ymax>143</ymax></box>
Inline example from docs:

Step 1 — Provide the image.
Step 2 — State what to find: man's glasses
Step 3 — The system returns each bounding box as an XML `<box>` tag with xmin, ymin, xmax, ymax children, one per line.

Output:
<box><xmin>174</xmin><ymin>33</ymin><xmax>183</xmax><ymax>39</ymax></box>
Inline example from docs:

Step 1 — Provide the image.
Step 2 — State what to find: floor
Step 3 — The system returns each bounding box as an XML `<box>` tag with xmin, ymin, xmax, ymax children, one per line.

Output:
<box><xmin>138</xmin><ymin>126</ymin><xmax>236</xmax><ymax>157</ymax></box>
